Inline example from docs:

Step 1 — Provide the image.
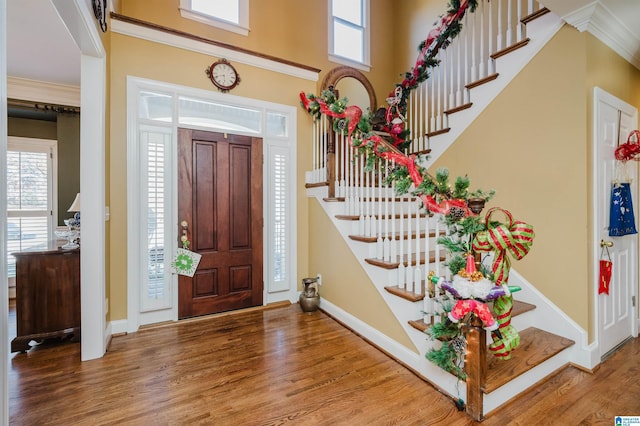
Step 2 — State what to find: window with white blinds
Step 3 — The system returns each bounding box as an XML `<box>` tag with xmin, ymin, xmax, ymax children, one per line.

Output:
<box><xmin>139</xmin><ymin>127</ymin><xmax>172</xmax><ymax>312</ymax></box>
<box><xmin>267</xmin><ymin>145</ymin><xmax>290</xmax><ymax>293</ymax></box>
<box><xmin>6</xmin><ymin>137</ymin><xmax>56</xmax><ymax>278</ymax></box>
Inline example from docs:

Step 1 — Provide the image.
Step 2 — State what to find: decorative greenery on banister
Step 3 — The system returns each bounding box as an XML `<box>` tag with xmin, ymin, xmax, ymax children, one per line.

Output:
<box><xmin>299</xmin><ymin>0</ymin><xmax>535</xmax><ymax>390</ymax></box>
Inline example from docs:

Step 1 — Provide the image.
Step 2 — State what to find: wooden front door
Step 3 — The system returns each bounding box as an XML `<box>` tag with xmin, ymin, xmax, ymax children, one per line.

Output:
<box><xmin>177</xmin><ymin>129</ymin><xmax>263</xmax><ymax>319</ymax></box>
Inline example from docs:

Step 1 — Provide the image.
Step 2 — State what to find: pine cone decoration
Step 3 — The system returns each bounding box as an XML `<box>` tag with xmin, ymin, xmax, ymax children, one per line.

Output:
<box><xmin>449</xmin><ymin>206</ymin><xmax>466</xmax><ymax>220</ymax></box>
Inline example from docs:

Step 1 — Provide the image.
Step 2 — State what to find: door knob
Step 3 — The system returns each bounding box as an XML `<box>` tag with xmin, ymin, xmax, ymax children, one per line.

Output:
<box><xmin>600</xmin><ymin>240</ymin><xmax>614</xmax><ymax>248</ymax></box>
<box><xmin>180</xmin><ymin>220</ymin><xmax>190</xmax><ymax>249</ymax></box>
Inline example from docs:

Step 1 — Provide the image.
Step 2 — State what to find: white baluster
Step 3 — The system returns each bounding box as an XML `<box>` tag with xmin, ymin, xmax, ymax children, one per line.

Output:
<box><xmin>471</xmin><ymin>9</ymin><xmax>478</xmax><ymax>83</ymax></box>
<box><xmin>506</xmin><ymin>0</ymin><xmax>513</xmax><ymax>47</ymax></box>
<box><xmin>488</xmin><ymin>0</ymin><xmax>495</xmax><ymax>75</ymax></box>
<box><xmin>463</xmin><ymin>13</ymin><xmax>470</xmax><ymax>105</ymax></box>
<box><xmin>516</xmin><ymin>0</ymin><xmax>523</xmax><ymax>42</ymax></box>
<box><xmin>334</xmin><ymin>129</ymin><xmax>340</xmax><ymax>196</ymax></box>
<box><xmin>437</xmin><ymin>53</ymin><xmax>444</xmax><ymax>130</ymax></box>
<box><xmin>420</xmin><ymin>82</ymin><xmax>426</xmax><ymax>152</ymax></box>
<box><xmin>479</xmin><ymin>0</ymin><xmax>486</xmax><ymax>79</ymax></box>
<box><xmin>448</xmin><ymin>47</ymin><xmax>455</xmax><ymax>110</ymax></box>
<box><xmin>340</xmin><ymin>132</ymin><xmax>346</xmax><ymax>198</ymax></box>
<box><xmin>376</xmin><ymin>160</ymin><xmax>383</xmax><ymax>259</ymax></box>
<box><xmin>497</xmin><ymin>0</ymin><xmax>503</xmax><ymax>51</ymax></box>
<box><xmin>358</xmin><ymin>153</ymin><xmax>365</xmax><ymax>235</ymax></box>
<box><xmin>320</xmin><ymin>119</ymin><xmax>325</xmax><ymax>183</ymax></box>
<box><xmin>435</xmin><ymin>216</ymin><xmax>441</xmax><ymax>277</ymax></box>
<box><xmin>430</xmin><ymin>69</ymin><xmax>436</xmax><ymax>132</ymax></box>
<box><xmin>364</xmin><ymin>166</ymin><xmax>371</xmax><ymax>237</ymax></box>
<box><xmin>390</xmin><ymin>177</ymin><xmax>397</xmax><ymax>259</ymax></box>
<box><xmin>398</xmin><ymin>193</ymin><xmax>406</xmax><ymax>289</ymax></box>
<box><xmin>406</xmin><ymin>193</ymin><xmax>414</xmax><ymax>292</ymax></box>
<box><xmin>351</xmin><ymin>145</ymin><xmax>357</xmax><ymax>216</ymax></box>
<box><xmin>433</xmin><ymin>280</ymin><xmax>442</xmax><ymax>324</ymax></box>
<box><xmin>424</xmin><ymin>214</ymin><xmax>432</xmax><ymax>321</ymax></box>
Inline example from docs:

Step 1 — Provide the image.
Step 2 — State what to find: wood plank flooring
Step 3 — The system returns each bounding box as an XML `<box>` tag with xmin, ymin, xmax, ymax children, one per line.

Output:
<box><xmin>7</xmin><ymin>302</ymin><xmax>640</xmax><ymax>425</ymax></box>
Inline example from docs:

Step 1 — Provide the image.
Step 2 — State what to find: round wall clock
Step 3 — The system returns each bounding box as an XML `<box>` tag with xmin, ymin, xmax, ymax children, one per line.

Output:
<box><xmin>206</xmin><ymin>59</ymin><xmax>241</xmax><ymax>92</ymax></box>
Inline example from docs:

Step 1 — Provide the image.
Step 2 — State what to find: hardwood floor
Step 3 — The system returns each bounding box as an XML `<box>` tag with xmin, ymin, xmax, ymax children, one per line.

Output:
<box><xmin>7</xmin><ymin>302</ymin><xmax>640</xmax><ymax>425</ymax></box>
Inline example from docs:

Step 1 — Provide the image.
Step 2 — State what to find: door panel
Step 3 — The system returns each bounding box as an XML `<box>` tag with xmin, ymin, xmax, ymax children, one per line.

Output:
<box><xmin>595</xmin><ymin>88</ymin><xmax>638</xmax><ymax>358</ymax></box>
<box><xmin>178</xmin><ymin>128</ymin><xmax>263</xmax><ymax>319</ymax></box>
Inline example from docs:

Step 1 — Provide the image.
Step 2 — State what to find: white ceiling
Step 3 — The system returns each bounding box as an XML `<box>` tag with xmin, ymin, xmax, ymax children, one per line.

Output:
<box><xmin>6</xmin><ymin>0</ymin><xmax>640</xmax><ymax>90</ymax></box>
<box><xmin>7</xmin><ymin>0</ymin><xmax>81</xmax><ymax>87</ymax></box>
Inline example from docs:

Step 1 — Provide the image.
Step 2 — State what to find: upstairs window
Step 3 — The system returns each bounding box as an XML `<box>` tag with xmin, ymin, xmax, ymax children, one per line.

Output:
<box><xmin>329</xmin><ymin>0</ymin><xmax>370</xmax><ymax>70</ymax></box>
<box><xmin>180</xmin><ymin>0</ymin><xmax>249</xmax><ymax>36</ymax></box>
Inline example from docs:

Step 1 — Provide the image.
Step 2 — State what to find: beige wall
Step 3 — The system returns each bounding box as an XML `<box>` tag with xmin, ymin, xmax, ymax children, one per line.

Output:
<box><xmin>433</xmin><ymin>26</ymin><xmax>640</xmax><ymax>338</ymax></box>
<box><xmin>108</xmin><ymin>34</ymin><xmax>316</xmax><ymax>319</ymax></box>
<box><xmin>108</xmin><ymin>1</ymin><xmax>640</xmax><ymax>345</ymax></box>
<box><xmin>108</xmin><ymin>0</ymin><xmax>401</xmax><ymax>320</ymax></box>
<box><xmin>118</xmin><ymin>0</ymin><xmax>398</xmax><ymax>109</ymax></box>
<box><xmin>308</xmin><ymin>199</ymin><xmax>417</xmax><ymax>351</ymax></box>
<box><xmin>57</xmin><ymin>114</ymin><xmax>81</xmax><ymax>225</ymax></box>
<box><xmin>434</xmin><ymin>25</ymin><xmax>590</xmax><ymax>329</ymax></box>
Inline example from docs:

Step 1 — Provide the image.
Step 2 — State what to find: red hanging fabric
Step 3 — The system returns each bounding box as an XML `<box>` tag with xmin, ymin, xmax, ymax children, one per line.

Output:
<box><xmin>599</xmin><ymin>246</ymin><xmax>613</xmax><ymax>295</ymax></box>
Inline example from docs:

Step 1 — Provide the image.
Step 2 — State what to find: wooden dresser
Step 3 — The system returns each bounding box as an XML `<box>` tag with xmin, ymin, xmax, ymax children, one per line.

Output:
<box><xmin>11</xmin><ymin>242</ymin><xmax>81</xmax><ymax>352</ymax></box>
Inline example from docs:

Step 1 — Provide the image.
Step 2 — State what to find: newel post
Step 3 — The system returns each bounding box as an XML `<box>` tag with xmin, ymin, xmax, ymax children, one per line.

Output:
<box><xmin>326</xmin><ymin>116</ymin><xmax>336</xmax><ymax>199</ymax></box>
<box><xmin>464</xmin><ymin>313</ymin><xmax>486</xmax><ymax>421</ymax></box>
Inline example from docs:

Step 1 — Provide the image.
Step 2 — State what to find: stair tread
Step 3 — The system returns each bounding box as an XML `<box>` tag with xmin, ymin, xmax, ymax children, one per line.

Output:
<box><xmin>384</xmin><ymin>285</ymin><xmax>424</xmax><ymax>302</ymax></box>
<box><xmin>325</xmin><ymin>196</ymin><xmax>418</xmax><ymax>203</ymax></box>
<box><xmin>521</xmin><ymin>7</ymin><xmax>550</xmax><ymax>25</ymax></box>
<box><xmin>349</xmin><ymin>230</ymin><xmax>444</xmax><ymax>243</ymax></box>
<box><xmin>336</xmin><ymin>213</ymin><xmax>427</xmax><ymax>221</ymax></box>
<box><xmin>365</xmin><ymin>251</ymin><xmax>446</xmax><ymax>269</ymax></box>
<box><xmin>305</xmin><ymin>181</ymin><xmax>328</xmax><ymax>188</ymax></box>
<box><xmin>483</xmin><ymin>327</ymin><xmax>575</xmax><ymax>393</ymax></box>
<box><xmin>491</xmin><ymin>38</ymin><xmax>531</xmax><ymax>60</ymax></box>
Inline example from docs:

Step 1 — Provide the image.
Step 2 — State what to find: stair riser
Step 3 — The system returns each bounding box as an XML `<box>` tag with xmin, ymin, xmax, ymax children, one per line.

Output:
<box><xmin>483</xmin><ymin>351</ymin><xmax>571</xmax><ymax>414</ymax></box>
<box><xmin>342</xmin><ymin>197</ymin><xmax>430</xmax><ymax>218</ymax></box>
<box><xmin>349</xmin><ymin>221</ymin><xmax>441</xmax><ymax>242</ymax></box>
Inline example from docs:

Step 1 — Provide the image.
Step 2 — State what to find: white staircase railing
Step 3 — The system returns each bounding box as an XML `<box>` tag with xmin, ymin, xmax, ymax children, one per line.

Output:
<box><xmin>405</xmin><ymin>0</ymin><xmax>547</xmax><ymax>150</ymax></box>
<box><xmin>306</xmin><ymin>1</ymin><xmax>549</xmax><ymax>179</ymax></box>
<box><xmin>303</xmin><ymin>1</ymin><xmax>582</xmax><ymax>419</ymax></box>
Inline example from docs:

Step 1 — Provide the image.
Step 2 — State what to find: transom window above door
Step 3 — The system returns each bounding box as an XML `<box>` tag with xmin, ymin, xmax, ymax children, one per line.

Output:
<box><xmin>179</xmin><ymin>0</ymin><xmax>249</xmax><ymax>36</ymax></box>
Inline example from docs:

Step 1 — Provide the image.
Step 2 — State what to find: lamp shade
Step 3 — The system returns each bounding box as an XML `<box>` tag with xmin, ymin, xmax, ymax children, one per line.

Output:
<box><xmin>68</xmin><ymin>193</ymin><xmax>81</xmax><ymax>212</ymax></box>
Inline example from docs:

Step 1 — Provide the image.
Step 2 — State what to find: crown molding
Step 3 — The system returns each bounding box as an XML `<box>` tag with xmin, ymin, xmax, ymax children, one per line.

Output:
<box><xmin>563</xmin><ymin>1</ymin><xmax>640</xmax><ymax>70</ymax></box>
<box><xmin>7</xmin><ymin>77</ymin><xmax>81</xmax><ymax>107</ymax></box>
<box><xmin>110</xmin><ymin>16</ymin><xmax>320</xmax><ymax>82</ymax></box>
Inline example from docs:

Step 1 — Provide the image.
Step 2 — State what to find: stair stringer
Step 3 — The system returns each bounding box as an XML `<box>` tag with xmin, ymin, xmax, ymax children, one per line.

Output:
<box><xmin>423</xmin><ymin>12</ymin><xmax>565</xmax><ymax>169</ymax></box>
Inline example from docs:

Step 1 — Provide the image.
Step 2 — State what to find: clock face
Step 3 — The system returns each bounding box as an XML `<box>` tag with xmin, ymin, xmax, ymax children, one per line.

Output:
<box><xmin>210</xmin><ymin>61</ymin><xmax>239</xmax><ymax>91</ymax></box>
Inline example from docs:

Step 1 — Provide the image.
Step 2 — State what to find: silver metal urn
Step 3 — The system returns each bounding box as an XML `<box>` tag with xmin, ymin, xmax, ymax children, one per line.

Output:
<box><xmin>299</xmin><ymin>277</ymin><xmax>320</xmax><ymax>312</ymax></box>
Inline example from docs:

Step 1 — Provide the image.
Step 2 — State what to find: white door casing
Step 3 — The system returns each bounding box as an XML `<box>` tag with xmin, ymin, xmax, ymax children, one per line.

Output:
<box><xmin>126</xmin><ymin>78</ymin><xmax>298</xmax><ymax>331</ymax></box>
<box><xmin>593</xmin><ymin>87</ymin><xmax>639</xmax><ymax>359</ymax></box>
